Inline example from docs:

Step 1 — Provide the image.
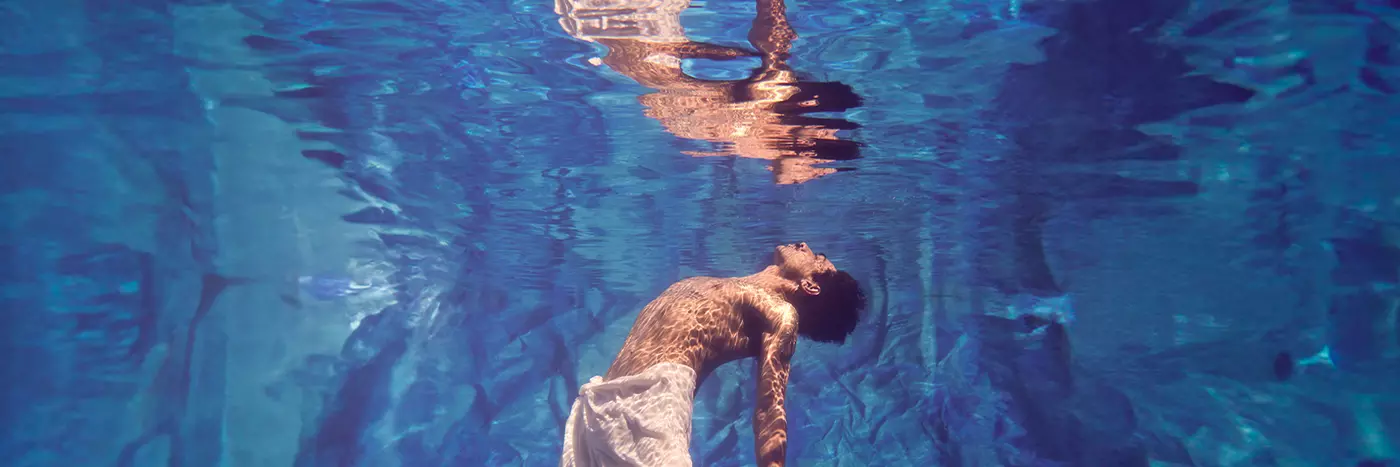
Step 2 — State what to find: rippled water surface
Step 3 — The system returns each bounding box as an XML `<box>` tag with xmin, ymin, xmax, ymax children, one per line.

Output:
<box><xmin>4</xmin><ymin>0</ymin><xmax>1400</xmax><ymax>465</ymax></box>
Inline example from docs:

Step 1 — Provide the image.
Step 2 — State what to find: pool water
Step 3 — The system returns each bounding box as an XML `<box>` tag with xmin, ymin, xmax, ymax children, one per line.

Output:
<box><xmin>3</xmin><ymin>0</ymin><xmax>1399</xmax><ymax>465</ymax></box>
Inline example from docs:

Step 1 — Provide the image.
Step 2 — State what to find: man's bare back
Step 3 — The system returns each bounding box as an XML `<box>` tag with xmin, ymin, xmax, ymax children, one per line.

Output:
<box><xmin>562</xmin><ymin>243</ymin><xmax>865</xmax><ymax>467</ymax></box>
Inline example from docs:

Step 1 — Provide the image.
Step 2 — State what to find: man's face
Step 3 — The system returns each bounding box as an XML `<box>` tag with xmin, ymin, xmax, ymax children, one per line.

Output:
<box><xmin>773</xmin><ymin>242</ymin><xmax>836</xmax><ymax>280</ymax></box>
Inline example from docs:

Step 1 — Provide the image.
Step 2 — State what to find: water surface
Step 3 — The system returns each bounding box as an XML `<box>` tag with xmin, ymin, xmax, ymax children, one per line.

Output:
<box><xmin>3</xmin><ymin>0</ymin><xmax>1399</xmax><ymax>465</ymax></box>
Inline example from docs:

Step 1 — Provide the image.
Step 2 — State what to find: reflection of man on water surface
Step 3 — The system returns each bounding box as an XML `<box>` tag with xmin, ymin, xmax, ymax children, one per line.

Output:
<box><xmin>557</xmin><ymin>0</ymin><xmax>863</xmax><ymax>184</ymax></box>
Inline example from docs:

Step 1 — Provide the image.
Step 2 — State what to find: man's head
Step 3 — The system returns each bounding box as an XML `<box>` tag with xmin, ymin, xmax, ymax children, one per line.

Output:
<box><xmin>769</xmin><ymin>81</ymin><xmax>864</xmax><ymax>165</ymax></box>
<box><xmin>772</xmin><ymin>242</ymin><xmax>866</xmax><ymax>344</ymax></box>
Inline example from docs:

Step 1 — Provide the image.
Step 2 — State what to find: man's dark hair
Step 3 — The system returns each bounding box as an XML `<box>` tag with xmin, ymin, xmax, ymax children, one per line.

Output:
<box><xmin>773</xmin><ymin>81</ymin><xmax>863</xmax><ymax>114</ymax></box>
<box><xmin>770</xmin><ymin>80</ymin><xmax>864</xmax><ymax>163</ymax></box>
<box><xmin>793</xmin><ymin>269</ymin><xmax>866</xmax><ymax>344</ymax></box>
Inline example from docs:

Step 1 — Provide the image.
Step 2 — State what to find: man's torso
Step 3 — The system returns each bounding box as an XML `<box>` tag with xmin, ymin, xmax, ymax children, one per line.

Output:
<box><xmin>605</xmin><ymin>277</ymin><xmax>771</xmax><ymax>384</ymax></box>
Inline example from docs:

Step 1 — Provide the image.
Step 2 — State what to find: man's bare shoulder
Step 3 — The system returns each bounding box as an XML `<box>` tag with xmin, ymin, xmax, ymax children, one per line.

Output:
<box><xmin>658</xmin><ymin>276</ymin><xmax>793</xmax><ymax>324</ymax></box>
<box><xmin>636</xmin><ymin>277</ymin><xmax>719</xmax><ymax>309</ymax></box>
<box><xmin>659</xmin><ymin>276</ymin><xmax>757</xmax><ymax>296</ymax></box>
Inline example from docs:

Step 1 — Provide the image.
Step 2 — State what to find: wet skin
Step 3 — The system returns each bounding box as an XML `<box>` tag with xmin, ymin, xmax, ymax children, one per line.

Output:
<box><xmin>603</xmin><ymin>242</ymin><xmax>839</xmax><ymax>467</ymax></box>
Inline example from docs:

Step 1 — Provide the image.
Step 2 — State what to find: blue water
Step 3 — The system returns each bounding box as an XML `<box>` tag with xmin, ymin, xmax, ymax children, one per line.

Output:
<box><xmin>3</xmin><ymin>0</ymin><xmax>1400</xmax><ymax>465</ymax></box>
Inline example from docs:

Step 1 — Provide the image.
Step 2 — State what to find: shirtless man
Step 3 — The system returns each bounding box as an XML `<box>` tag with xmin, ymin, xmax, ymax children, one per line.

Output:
<box><xmin>560</xmin><ymin>242</ymin><xmax>866</xmax><ymax>466</ymax></box>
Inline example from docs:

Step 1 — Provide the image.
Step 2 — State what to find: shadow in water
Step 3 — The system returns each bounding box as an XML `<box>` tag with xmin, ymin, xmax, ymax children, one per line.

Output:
<box><xmin>968</xmin><ymin>0</ymin><xmax>1258</xmax><ymax>301</ymax></box>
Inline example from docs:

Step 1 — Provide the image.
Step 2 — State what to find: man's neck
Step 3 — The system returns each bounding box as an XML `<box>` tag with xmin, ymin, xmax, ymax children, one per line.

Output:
<box><xmin>735</xmin><ymin>267</ymin><xmax>800</xmax><ymax>301</ymax></box>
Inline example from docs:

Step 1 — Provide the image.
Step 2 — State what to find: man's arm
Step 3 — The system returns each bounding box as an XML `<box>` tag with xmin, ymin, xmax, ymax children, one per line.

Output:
<box><xmin>671</xmin><ymin>41</ymin><xmax>760</xmax><ymax>61</ymax></box>
<box><xmin>749</xmin><ymin>0</ymin><xmax>795</xmax><ymax>66</ymax></box>
<box><xmin>754</xmin><ymin>302</ymin><xmax>797</xmax><ymax>467</ymax></box>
